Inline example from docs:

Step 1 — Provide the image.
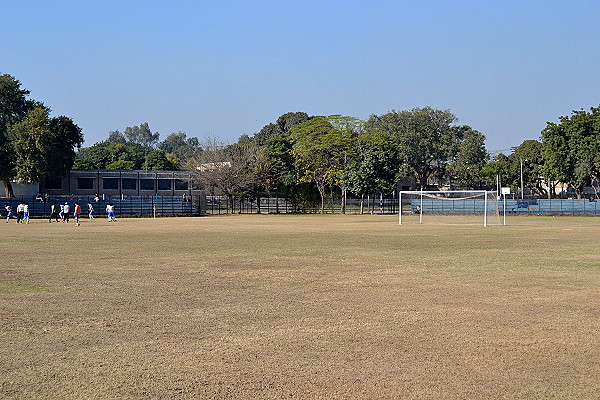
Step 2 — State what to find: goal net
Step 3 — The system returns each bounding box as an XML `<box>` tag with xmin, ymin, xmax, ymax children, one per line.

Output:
<box><xmin>398</xmin><ymin>190</ymin><xmax>505</xmax><ymax>226</ymax></box>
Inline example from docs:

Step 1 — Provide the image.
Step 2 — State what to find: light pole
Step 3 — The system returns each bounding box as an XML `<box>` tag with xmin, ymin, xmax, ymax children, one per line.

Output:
<box><xmin>520</xmin><ymin>156</ymin><xmax>524</xmax><ymax>199</ymax></box>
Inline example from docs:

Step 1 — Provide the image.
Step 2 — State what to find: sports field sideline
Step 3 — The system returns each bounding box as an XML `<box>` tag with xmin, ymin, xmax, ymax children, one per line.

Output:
<box><xmin>1</xmin><ymin>215</ymin><xmax>599</xmax><ymax>399</ymax></box>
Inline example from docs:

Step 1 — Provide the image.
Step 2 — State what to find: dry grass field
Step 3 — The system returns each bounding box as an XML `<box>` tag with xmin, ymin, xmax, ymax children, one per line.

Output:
<box><xmin>1</xmin><ymin>214</ymin><xmax>599</xmax><ymax>399</ymax></box>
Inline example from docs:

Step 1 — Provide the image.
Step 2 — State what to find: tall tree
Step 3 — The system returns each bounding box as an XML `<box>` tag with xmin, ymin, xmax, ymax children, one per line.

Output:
<box><xmin>9</xmin><ymin>106</ymin><xmax>83</xmax><ymax>186</ymax></box>
<box><xmin>290</xmin><ymin>117</ymin><xmax>349</xmax><ymax>213</ymax></box>
<box><xmin>366</xmin><ymin>107</ymin><xmax>458</xmax><ymax>188</ymax></box>
<box><xmin>124</xmin><ymin>122</ymin><xmax>159</xmax><ymax>154</ymax></box>
<box><xmin>345</xmin><ymin>131</ymin><xmax>400</xmax><ymax>213</ymax></box>
<box><xmin>541</xmin><ymin>107</ymin><xmax>600</xmax><ymax>198</ymax></box>
<box><xmin>158</xmin><ymin>131</ymin><xmax>202</xmax><ymax>163</ymax></box>
<box><xmin>507</xmin><ymin>140</ymin><xmax>546</xmax><ymax>196</ymax></box>
<box><xmin>254</xmin><ymin>112</ymin><xmax>312</xmax><ymax>145</ymax></box>
<box><xmin>0</xmin><ymin>73</ymin><xmax>37</xmax><ymax>197</ymax></box>
<box><xmin>107</xmin><ymin>130</ymin><xmax>127</xmax><ymax>144</ymax></box>
<box><xmin>1</xmin><ymin>74</ymin><xmax>82</xmax><ymax>196</ymax></box>
<box><xmin>445</xmin><ymin>125</ymin><xmax>488</xmax><ymax>189</ymax></box>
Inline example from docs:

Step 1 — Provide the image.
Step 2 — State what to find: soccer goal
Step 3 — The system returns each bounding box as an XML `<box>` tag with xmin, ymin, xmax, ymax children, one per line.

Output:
<box><xmin>398</xmin><ymin>190</ymin><xmax>506</xmax><ymax>226</ymax></box>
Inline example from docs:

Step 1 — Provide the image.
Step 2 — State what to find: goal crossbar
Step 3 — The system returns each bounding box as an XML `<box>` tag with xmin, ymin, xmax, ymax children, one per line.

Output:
<box><xmin>398</xmin><ymin>190</ymin><xmax>506</xmax><ymax>226</ymax></box>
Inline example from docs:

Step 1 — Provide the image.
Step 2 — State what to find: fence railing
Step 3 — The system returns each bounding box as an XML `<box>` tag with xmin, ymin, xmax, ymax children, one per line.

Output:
<box><xmin>2</xmin><ymin>195</ymin><xmax>198</xmax><ymax>218</ymax></box>
<box><xmin>402</xmin><ymin>198</ymin><xmax>599</xmax><ymax>216</ymax></box>
<box><xmin>203</xmin><ymin>197</ymin><xmax>400</xmax><ymax>215</ymax></box>
<box><xmin>3</xmin><ymin>195</ymin><xmax>599</xmax><ymax>217</ymax></box>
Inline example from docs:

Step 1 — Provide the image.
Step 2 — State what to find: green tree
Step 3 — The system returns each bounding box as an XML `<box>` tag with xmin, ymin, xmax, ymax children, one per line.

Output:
<box><xmin>366</xmin><ymin>107</ymin><xmax>458</xmax><ymax>188</ymax></box>
<box><xmin>507</xmin><ymin>140</ymin><xmax>546</xmax><ymax>196</ymax></box>
<box><xmin>0</xmin><ymin>73</ymin><xmax>38</xmax><ymax>197</ymax></box>
<box><xmin>480</xmin><ymin>154</ymin><xmax>510</xmax><ymax>193</ymax></box>
<box><xmin>158</xmin><ymin>131</ymin><xmax>202</xmax><ymax>164</ymax></box>
<box><xmin>143</xmin><ymin>149</ymin><xmax>177</xmax><ymax>171</ymax></box>
<box><xmin>106</xmin><ymin>159</ymin><xmax>136</xmax><ymax>170</ymax></box>
<box><xmin>73</xmin><ymin>141</ymin><xmax>145</xmax><ymax>170</ymax></box>
<box><xmin>290</xmin><ymin>117</ymin><xmax>349</xmax><ymax>213</ymax></box>
<box><xmin>345</xmin><ymin>131</ymin><xmax>400</xmax><ymax>213</ymax></box>
<box><xmin>124</xmin><ymin>122</ymin><xmax>159</xmax><ymax>154</ymax></box>
<box><xmin>541</xmin><ymin>107</ymin><xmax>600</xmax><ymax>198</ymax></box>
<box><xmin>9</xmin><ymin>106</ymin><xmax>83</xmax><ymax>186</ymax></box>
<box><xmin>254</xmin><ymin>112</ymin><xmax>312</xmax><ymax>145</ymax></box>
<box><xmin>445</xmin><ymin>126</ymin><xmax>488</xmax><ymax>188</ymax></box>
<box><xmin>107</xmin><ymin>130</ymin><xmax>127</xmax><ymax>144</ymax></box>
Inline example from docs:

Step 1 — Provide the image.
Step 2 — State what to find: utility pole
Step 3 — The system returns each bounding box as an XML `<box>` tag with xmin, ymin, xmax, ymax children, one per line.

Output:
<box><xmin>511</xmin><ymin>147</ymin><xmax>524</xmax><ymax>199</ymax></box>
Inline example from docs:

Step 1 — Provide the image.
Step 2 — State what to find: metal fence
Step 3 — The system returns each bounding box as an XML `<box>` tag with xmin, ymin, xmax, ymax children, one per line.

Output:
<box><xmin>3</xmin><ymin>195</ymin><xmax>599</xmax><ymax>217</ymax></box>
<box><xmin>2</xmin><ymin>195</ymin><xmax>198</xmax><ymax>218</ymax></box>
<box><xmin>404</xmin><ymin>198</ymin><xmax>599</xmax><ymax>216</ymax></box>
<box><xmin>505</xmin><ymin>198</ymin><xmax>599</xmax><ymax>215</ymax></box>
<box><xmin>204</xmin><ymin>196</ymin><xmax>400</xmax><ymax>214</ymax></box>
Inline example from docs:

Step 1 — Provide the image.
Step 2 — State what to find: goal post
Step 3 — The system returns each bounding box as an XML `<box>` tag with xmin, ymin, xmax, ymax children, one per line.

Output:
<box><xmin>398</xmin><ymin>190</ymin><xmax>506</xmax><ymax>226</ymax></box>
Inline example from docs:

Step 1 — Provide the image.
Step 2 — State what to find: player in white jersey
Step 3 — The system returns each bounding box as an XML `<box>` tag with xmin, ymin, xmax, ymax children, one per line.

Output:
<box><xmin>23</xmin><ymin>202</ymin><xmax>29</xmax><ymax>224</ymax></box>
<box><xmin>4</xmin><ymin>204</ymin><xmax>14</xmax><ymax>223</ymax></box>
<box><xmin>106</xmin><ymin>203</ymin><xmax>117</xmax><ymax>222</ymax></box>
<box><xmin>87</xmin><ymin>202</ymin><xmax>94</xmax><ymax>219</ymax></box>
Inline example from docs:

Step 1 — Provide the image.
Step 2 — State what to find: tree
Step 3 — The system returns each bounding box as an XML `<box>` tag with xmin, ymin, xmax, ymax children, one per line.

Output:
<box><xmin>192</xmin><ymin>138</ymin><xmax>259</xmax><ymax>213</ymax></box>
<box><xmin>158</xmin><ymin>131</ymin><xmax>202</xmax><ymax>164</ymax></box>
<box><xmin>0</xmin><ymin>73</ymin><xmax>38</xmax><ymax>197</ymax></box>
<box><xmin>106</xmin><ymin>160</ymin><xmax>136</xmax><ymax>170</ymax></box>
<box><xmin>107</xmin><ymin>130</ymin><xmax>127</xmax><ymax>144</ymax></box>
<box><xmin>541</xmin><ymin>107</ymin><xmax>600</xmax><ymax>198</ymax></box>
<box><xmin>508</xmin><ymin>140</ymin><xmax>546</xmax><ymax>196</ymax></box>
<box><xmin>480</xmin><ymin>154</ymin><xmax>510</xmax><ymax>193</ymax></box>
<box><xmin>290</xmin><ymin>117</ymin><xmax>349</xmax><ymax>213</ymax></box>
<box><xmin>9</xmin><ymin>106</ymin><xmax>83</xmax><ymax>187</ymax></box>
<box><xmin>1</xmin><ymin>74</ymin><xmax>83</xmax><ymax>197</ymax></box>
<box><xmin>445</xmin><ymin>126</ymin><xmax>488</xmax><ymax>189</ymax></box>
<box><xmin>254</xmin><ymin>112</ymin><xmax>312</xmax><ymax>145</ymax></box>
<box><xmin>345</xmin><ymin>131</ymin><xmax>400</xmax><ymax>213</ymax></box>
<box><xmin>143</xmin><ymin>149</ymin><xmax>177</xmax><ymax>171</ymax></box>
<box><xmin>366</xmin><ymin>107</ymin><xmax>458</xmax><ymax>188</ymax></box>
<box><xmin>73</xmin><ymin>141</ymin><xmax>145</xmax><ymax>170</ymax></box>
<box><xmin>124</xmin><ymin>122</ymin><xmax>159</xmax><ymax>154</ymax></box>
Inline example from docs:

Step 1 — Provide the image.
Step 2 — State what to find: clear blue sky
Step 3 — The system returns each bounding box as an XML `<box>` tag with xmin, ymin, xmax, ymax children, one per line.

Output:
<box><xmin>3</xmin><ymin>1</ymin><xmax>599</xmax><ymax>152</ymax></box>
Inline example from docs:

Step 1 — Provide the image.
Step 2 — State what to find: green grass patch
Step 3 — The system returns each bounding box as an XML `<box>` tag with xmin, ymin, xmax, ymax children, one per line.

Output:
<box><xmin>0</xmin><ymin>280</ymin><xmax>50</xmax><ymax>294</ymax></box>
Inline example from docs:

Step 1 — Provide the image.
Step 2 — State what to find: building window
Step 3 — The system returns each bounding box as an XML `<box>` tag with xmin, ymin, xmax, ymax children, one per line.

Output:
<box><xmin>122</xmin><ymin>178</ymin><xmax>137</xmax><ymax>190</ymax></box>
<box><xmin>45</xmin><ymin>177</ymin><xmax>62</xmax><ymax>190</ymax></box>
<box><xmin>103</xmin><ymin>178</ymin><xmax>119</xmax><ymax>190</ymax></box>
<box><xmin>158</xmin><ymin>180</ymin><xmax>172</xmax><ymax>191</ymax></box>
<box><xmin>77</xmin><ymin>178</ymin><xmax>95</xmax><ymax>190</ymax></box>
<box><xmin>140</xmin><ymin>179</ymin><xmax>155</xmax><ymax>191</ymax></box>
<box><xmin>175</xmin><ymin>179</ymin><xmax>189</xmax><ymax>190</ymax></box>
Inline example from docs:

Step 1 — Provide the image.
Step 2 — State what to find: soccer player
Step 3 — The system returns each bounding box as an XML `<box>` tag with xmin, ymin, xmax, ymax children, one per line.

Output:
<box><xmin>74</xmin><ymin>202</ymin><xmax>81</xmax><ymax>226</ymax></box>
<box><xmin>63</xmin><ymin>202</ymin><xmax>70</xmax><ymax>223</ymax></box>
<box><xmin>16</xmin><ymin>202</ymin><xmax>24</xmax><ymax>223</ymax></box>
<box><xmin>106</xmin><ymin>203</ymin><xmax>117</xmax><ymax>222</ymax></box>
<box><xmin>49</xmin><ymin>203</ymin><xmax>59</xmax><ymax>223</ymax></box>
<box><xmin>4</xmin><ymin>204</ymin><xmax>13</xmax><ymax>223</ymax></box>
<box><xmin>87</xmin><ymin>202</ymin><xmax>94</xmax><ymax>220</ymax></box>
<box><xmin>23</xmin><ymin>202</ymin><xmax>29</xmax><ymax>224</ymax></box>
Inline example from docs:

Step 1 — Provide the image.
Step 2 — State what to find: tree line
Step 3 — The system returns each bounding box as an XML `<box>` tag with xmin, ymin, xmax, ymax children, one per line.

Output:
<box><xmin>2</xmin><ymin>73</ymin><xmax>599</xmax><ymax>204</ymax></box>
